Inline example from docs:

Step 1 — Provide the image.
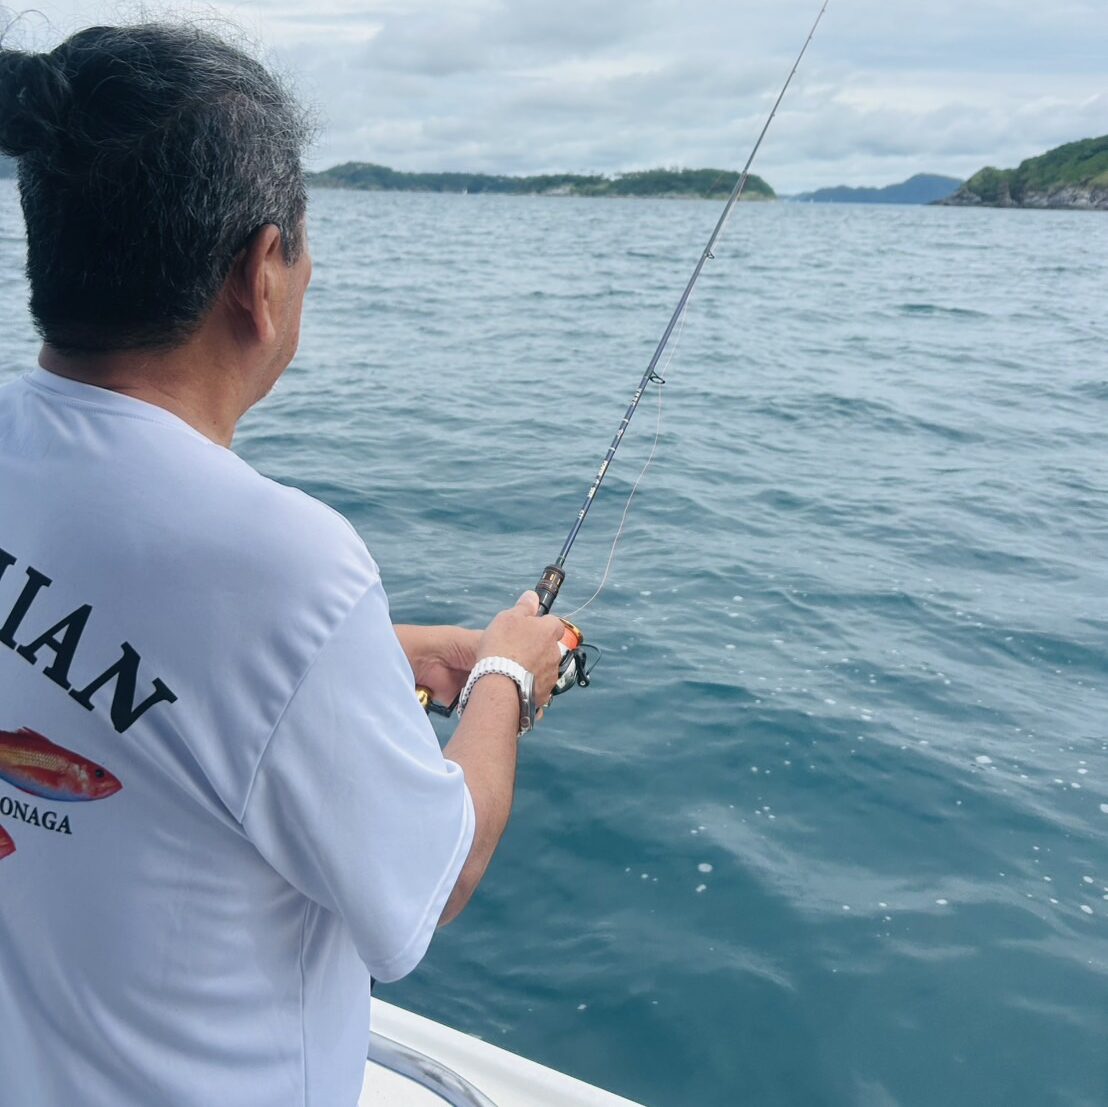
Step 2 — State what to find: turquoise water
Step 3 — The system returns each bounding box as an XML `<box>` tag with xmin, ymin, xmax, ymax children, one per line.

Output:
<box><xmin>2</xmin><ymin>181</ymin><xmax>1106</xmax><ymax>1106</ymax></box>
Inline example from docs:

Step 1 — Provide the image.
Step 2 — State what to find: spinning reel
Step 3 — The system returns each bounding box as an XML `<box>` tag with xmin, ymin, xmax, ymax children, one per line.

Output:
<box><xmin>415</xmin><ymin>565</ymin><xmax>599</xmax><ymax>718</ymax></box>
<box><xmin>551</xmin><ymin>617</ymin><xmax>600</xmax><ymax>698</ymax></box>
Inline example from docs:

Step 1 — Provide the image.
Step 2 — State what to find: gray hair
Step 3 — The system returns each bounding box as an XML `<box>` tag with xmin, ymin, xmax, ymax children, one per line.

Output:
<box><xmin>0</xmin><ymin>22</ymin><xmax>313</xmax><ymax>353</ymax></box>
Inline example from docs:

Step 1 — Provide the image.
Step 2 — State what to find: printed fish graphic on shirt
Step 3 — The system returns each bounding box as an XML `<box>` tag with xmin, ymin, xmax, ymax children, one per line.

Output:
<box><xmin>0</xmin><ymin>823</ymin><xmax>14</xmax><ymax>860</ymax></box>
<box><xmin>0</xmin><ymin>728</ymin><xmax>122</xmax><ymax>802</ymax></box>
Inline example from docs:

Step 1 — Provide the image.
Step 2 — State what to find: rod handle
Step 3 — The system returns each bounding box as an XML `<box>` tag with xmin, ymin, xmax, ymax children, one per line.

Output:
<box><xmin>535</xmin><ymin>564</ymin><xmax>565</xmax><ymax>615</ymax></box>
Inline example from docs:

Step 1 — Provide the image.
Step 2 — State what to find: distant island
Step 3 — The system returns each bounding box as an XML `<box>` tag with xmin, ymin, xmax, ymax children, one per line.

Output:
<box><xmin>308</xmin><ymin>162</ymin><xmax>775</xmax><ymax>200</ymax></box>
<box><xmin>788</xmin><ymin>173</ymin><xmax>962</xmax><ymax>205</ymax></box>
<box><xmin>11</xmin><ymin>138</ymin><xmax>1104</xmax><ymax>211</ymax></box>
<box><xmin>941</xmin><ymin>135</ymin><xmax>1108</xmax><ymax>210</ymax></box>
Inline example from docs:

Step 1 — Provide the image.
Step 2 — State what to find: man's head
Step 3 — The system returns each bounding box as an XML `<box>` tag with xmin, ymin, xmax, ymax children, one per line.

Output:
<box><xmin>0</xmin><ymin>23</ymin><xmax>312</xmax><ymax>361</ymax></box>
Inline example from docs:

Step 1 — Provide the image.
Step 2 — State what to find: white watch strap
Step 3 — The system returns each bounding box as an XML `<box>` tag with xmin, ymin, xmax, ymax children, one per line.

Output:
<box><xmin>458</xmin><ymin>657</ymin><xmax>529</xmax><ymax>716</ymax></box>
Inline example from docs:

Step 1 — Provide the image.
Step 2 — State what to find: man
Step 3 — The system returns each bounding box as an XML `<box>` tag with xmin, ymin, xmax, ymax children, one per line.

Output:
<box><xmin>0</xmin><ymin>22</ymin><xmax>563</xmax><ymax>1106</ymax></box>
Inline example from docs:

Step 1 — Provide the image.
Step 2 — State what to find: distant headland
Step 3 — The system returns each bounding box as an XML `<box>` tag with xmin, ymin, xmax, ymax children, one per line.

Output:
<box><xmin>307</xmin><ymin>163</ymin><xmax>775</xmax><ymax>200</ymax></box>
<box><xmin>787</xmin><ymin>174</ymin><xmax>962</xmax><ymax>205</ymax></box>
<box><xmin>941</xmin><ymin>135</ymin><xmax>1108</xmax><ymax>210</ymax></box>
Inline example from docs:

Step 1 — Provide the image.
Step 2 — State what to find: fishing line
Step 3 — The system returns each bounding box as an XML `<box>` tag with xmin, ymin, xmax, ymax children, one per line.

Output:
<box><xmin>561</xmin><ymin>378</ymin><xmax>663</xmax><ymax>622</ymax></box>
<box><xmin>561</xmin><ymin>293</ymin><xmax>693</xmax><ymax>620</ymax></box>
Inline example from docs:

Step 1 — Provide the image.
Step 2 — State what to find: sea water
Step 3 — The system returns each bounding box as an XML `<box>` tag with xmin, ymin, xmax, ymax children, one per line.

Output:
<box><xmin>1</xmin><ymin>182</ymin><xmax>1105</xmax><ymax>1107</ymax></box>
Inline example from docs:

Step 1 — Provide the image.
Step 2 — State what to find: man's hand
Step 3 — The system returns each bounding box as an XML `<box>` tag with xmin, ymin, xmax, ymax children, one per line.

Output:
<box><xmin>393</xmin><ymin>624</ymin><xmax>481</xmax><ymax>706</ymax></box>
<box><xmin>475</xmin><ymin>591</ymin><xmax>564</xmax><ymax>708</ymax></box>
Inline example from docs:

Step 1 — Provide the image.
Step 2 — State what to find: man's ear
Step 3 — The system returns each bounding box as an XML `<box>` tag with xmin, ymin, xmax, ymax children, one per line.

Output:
<box><xmin>225</xmin><ymin>224</ymin><xmax>285</xmax><ymax>346</ymax></box>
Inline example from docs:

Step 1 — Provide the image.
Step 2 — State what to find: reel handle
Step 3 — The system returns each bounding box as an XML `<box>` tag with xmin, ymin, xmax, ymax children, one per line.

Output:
<box><xmin>415</xmin><ymin>685</ymin><xmax>458</xmax><ymax>718</ymax></box>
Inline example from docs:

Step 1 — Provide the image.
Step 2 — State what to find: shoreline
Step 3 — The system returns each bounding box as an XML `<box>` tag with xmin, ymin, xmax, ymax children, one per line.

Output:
<box><xmin>939</xmin><ymin>184</ymin><xmax>1108</xmax><ymax>211</ymax></box>
<box><xmin>307</xmin><ymin>182</ymin><xmax>775</xmax><ymax>201</ymax></box>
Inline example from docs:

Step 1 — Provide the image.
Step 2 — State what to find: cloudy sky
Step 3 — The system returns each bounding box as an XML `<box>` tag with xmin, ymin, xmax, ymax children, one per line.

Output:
<box><xmin>7</xmin><ymin>0</ymin><xmax>1107</xmax><ymax>191</ymax></box>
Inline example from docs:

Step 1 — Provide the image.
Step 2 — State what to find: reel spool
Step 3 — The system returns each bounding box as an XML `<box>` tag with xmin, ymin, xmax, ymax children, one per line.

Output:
<box><xmin>552</xmin><ymin>618</ymin><xmax>600</xmax><ymax>697</ymax></box>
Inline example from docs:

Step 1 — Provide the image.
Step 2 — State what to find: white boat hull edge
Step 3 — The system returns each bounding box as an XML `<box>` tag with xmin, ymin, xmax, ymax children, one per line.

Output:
<box><xmin>360</xmin><ymin>999</ymin><xmax>647</xmax><ymax>1107</ymax></box>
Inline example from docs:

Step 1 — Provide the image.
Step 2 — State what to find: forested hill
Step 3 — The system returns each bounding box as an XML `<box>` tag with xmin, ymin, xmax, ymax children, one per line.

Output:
<box><xmin>790</xmin><ymin>174</ymin><xmax>962</xmax><ymax>205</ymax></box>
<box><xmin>942</xmin><ymin>135</ymin><xmax>1108</xmax><ymax>210</ymax></box>
<box><xmin>309</xmin><ymin>163</ymin><xmax>775</xmax><ymax>200</ymax></box>
<box><xmin>0</xmin><ymin>155</ymin><xmax>775</xmax><ymax>199</ymax></box>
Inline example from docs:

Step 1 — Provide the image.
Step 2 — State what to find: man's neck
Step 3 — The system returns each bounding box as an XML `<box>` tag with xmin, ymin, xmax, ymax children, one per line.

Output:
<box><xmin>38</xmin><ymin>338</ymin><xmax>253</xmax><ymax>448</ymax></box>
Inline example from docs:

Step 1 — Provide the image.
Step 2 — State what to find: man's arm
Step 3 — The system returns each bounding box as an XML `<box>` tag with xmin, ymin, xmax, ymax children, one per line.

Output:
<box><xmin>428</xmin><ymin>593</ymin><xmax>564</xmax><ymax>925</ymax></box>
<box><xmin>436</xmin><ymin>674</ymin><xmax>520</xmax><ymax>925</ymax></box>
<box><xmin>390</xmin><ymin>619</ymin><xmax>517</xmax><ymax>918</ymax></box>
<box><xmin>242</xmin><ymin>588</ymin><xmax>562</xmax><ymax>980</ymax></box>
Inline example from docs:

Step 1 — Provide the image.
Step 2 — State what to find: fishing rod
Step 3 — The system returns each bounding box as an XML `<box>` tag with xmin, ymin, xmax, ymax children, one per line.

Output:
<box><xmin>419</xmin><ymin>0</ymin><xmax>829</xmax><ymax>715</ymax></box>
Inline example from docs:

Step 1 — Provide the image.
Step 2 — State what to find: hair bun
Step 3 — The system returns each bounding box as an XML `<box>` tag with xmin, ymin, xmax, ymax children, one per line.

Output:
<box><xmin>0</xmin><ymin>49</ymin><xmax>72</xmax><ymax>158</ymax></box>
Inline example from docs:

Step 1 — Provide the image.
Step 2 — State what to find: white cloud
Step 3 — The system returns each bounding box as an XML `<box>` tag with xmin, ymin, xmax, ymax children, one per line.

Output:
<box><xmin>5</xmin><ymin>0</ymin><xmax>1107</xmax><ymax>190</ymax></box>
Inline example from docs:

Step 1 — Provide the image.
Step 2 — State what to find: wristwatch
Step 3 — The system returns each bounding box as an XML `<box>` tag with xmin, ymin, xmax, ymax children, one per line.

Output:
<box><xmin>457</xmin><ymin>657</ymin><xmax>536</xmax><ymax>738</ymax></box>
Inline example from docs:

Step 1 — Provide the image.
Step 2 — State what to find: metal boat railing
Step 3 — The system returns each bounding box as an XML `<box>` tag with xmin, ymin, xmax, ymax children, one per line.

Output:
<box><xmin>367</xmin><ymin>1030</ymin><xmax>498</xmax><ymax>1106</ymax></box>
